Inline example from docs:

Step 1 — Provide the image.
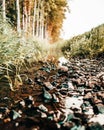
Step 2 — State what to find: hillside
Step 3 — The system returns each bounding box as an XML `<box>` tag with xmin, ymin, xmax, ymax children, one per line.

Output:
<box><xmin>62</xmin><ymin>24</ymin><xmax>104</xmax><ymax>58</ymax></box>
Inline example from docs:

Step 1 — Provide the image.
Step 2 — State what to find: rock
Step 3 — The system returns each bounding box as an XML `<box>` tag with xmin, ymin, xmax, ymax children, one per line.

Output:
<box><xmin>19</xmin><ymin>100</ymin><xmax>25</xmax><ymax>108</ymax></box>
<box><xmin>58</xmin><ymin>113</ymin><xmax>67</xmax><ymax>124</ymax></box>
<box><xmin>59</xmin><ymin>89</ymin><xmax>68</xmax><ymax>95</ymax></box>
<box><xmin>52</xmin><ymin>94</ymin><xmax>59</xmax><ymax>103</ymax></box>
<box><xmin>95</xmin><ymin>104</ymin><xmax>104</xmax><ymax>114</ymax></box>
<box><xmin>44</xmin><ymin>82</ymin><xmax>55</xmax><ymax>90</ymax></box>
<box><xmin>39</xmin><ymin>66</ymin><xmax>51</xmax><ymax>73</ymax></box>
<box><xmin>97</xmin><ymin>72</ymin><xmax>104</xmax><ymax>87</ymax></box>
<box><xmin>89</xmin><ymin>114</ymin><xmax>104</xmax><ymax>125</ymax></box>
<box><xmin>60</xmin><ymin>83</ymin><xmax>69</xmax><ymax>89</ymax></box>
<box><xmin>65</xmin><ymin>97</ymin><xmax>83</xmax><ymax>110</ymax></box>
<box><xmin>66</xmin><ymin>113</ymin><xmax>74</xmax><ymax>122</ymax></box>
<box><xmin>24</xmin><ymin>95</ymin><xmax>34</xmax><ymax>108</ymax></box>
<box><xmin>9</xmin><ymin>110</ymin><xmax>21</xmax><ymax>120</ymax></box>
<box><xmin>83</xmin><ymin>92</ymin><xmax>92</xmax><ymax>99</ymax></box>
<box><xmin>0</xmin><ymin>107</ymin><xmax>9</xmax><ymax>119</ymax></box>
<box><xmin>0</xmin><ymin>107</ymin><xmax>9</xmax><ymax>114</ymax></box>
<box><xmin>34</xmin><ymin>77</ymin><xmax>43</xmax><ymax>85</ymax></box>
<box><xmin>38</xmin><ymin>104</ymin><xmax>48</xmax><ymax>113</ymax></box>
<box><xmin>62</xmin><ymin>121</ymin><xmax>76</xmax><ymax>130</ymax></box>
<box><xmin>0</xmin><ymin>58</ymin><xmax>104</xmax><ymax>129</ymax></box>
<box><xmin>58</xmin><ymin>66</ymin><xmax>69</xmax><ymax>73</ymax></box>
<box><xmin>42</xmin><ymin>87</ymin><xmax>52</xmax><ymax>101</ymax></box>
<box><xmin>58</xmin><ymin>56</ymin><xmax>69</xmax><ymax>67</ymax></box>
<box><xmin>68</xmin><ymin>81</ymin><xmax>75</xmax><ymax>90</ymax></box>
<box><xmin>81</xmin><ymin>101</ymin><xmax>94</xmax><ymax>115</ymax></box>
<box><xmin>87</xmin><ymin>122</ymin><xmax>104</xmax><ymax>129</ymax></box>
<box><xmin>83</xmin><ymin>107</ymin><xmax>94</xmax><ymax>115</ymax></box>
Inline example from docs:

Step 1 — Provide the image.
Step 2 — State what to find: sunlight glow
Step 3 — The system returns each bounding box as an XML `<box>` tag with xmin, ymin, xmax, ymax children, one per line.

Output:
<box><xmin>61</xmin><ymin>0</ymin><xmax>104</xmax><ymax>39</ymax></box>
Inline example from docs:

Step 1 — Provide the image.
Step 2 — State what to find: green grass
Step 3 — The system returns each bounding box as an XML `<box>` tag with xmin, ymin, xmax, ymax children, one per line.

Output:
<box><xmin>0</xmin><ymin>14</ymin><xmax>52</xmax><ymax>90</ymax></box>
<box><xmin>61</xmin><ymin>24</ymin><xmax>104</xmax><ymax>59</ymax></box>
<box><xmin>0</xmin><ymin>12</ymin><xmax>65</xmax><ymax>91</ymax></box>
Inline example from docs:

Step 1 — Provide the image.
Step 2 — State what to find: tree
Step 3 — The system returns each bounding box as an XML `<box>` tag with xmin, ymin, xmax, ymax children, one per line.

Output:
<box><xmin>4</xmin><ymin>0</ymin><xmax>68</xmax><ymax>42</ymax></box>
<box><xmin>32</xmin><ymin>0</ymin><xmax>37</xmax><ymax>36</ymax></box>
<box><xmin>44</xmin><ymin>0</ymin><xmax>68</xmax><ymax>42</ymax></box>
<box><xmin>16</xmin><ymin>0</ymin><xmax>21</xmax><ymax>34</ymax></box>
<box><xmin>2</xmin><ymin>0</ymin><xmax>6</xmax><ymax>21</ymax></box>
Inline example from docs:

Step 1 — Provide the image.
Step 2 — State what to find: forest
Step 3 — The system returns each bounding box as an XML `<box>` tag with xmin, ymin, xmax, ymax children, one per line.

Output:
<box><xmin>0</xmin><ymin>0</ymin><xmax>68</xmax><ymax>42</ymax></box>
<box><xmin>0</xmin><ymin>0</ymin><xmax>104</xmax><ymax>130</ymax></box>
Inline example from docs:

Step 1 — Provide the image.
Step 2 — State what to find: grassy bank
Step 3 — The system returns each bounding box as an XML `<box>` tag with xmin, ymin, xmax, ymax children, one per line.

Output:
<box><xmin>61</xmin><ymin>24</ymin><xmax>104</xmax><ymax>59</ymax></box>
<box><xmin>0</xmin><ymin>14</ymin><xmax>53</xmax><ymax>91</ymax></box>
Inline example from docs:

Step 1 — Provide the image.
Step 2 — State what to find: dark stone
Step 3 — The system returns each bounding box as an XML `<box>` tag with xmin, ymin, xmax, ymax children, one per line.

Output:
<box><xmin>62</xmin><ymin>122</ymin><xmax>76</xmax><ymax>130</ymax></box>
<box><xmin>86</xmin><ymin>122</ymin><xmax>104</xmax><ymax>130</ymax></box>
<box><xmin>95</xmin><ymin>104</ymin><xmax>104</xmax><ymax>114</ymax></box>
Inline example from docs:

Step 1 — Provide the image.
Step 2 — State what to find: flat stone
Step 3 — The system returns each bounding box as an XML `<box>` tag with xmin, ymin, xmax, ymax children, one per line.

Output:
<box><xmin>44</xmin><ymin>82</ymin><xmax>55</xmax><ymax>90</ymax></box>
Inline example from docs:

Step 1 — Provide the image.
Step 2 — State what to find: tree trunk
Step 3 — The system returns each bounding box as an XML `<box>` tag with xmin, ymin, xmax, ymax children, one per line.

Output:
<box><xmin>2</xmin><ymin>0</ymin><xmax>6</xmax><ymax>22</ymax></box>
<box><xmin>41</xmin><ymin>3</ymin><xmax>44</xmax><ymax>40</ymax></box>
<box><xmin>32</xmin><ymin>0</ymin><xmax>37</xmax><ymax>36</ymax></box>
<box><xmin>36</xmin><ymin>0</ymin><xmax>40</xmax><ymax>37</ymax></box>
<box><xmin>16</xmin><ymin>0</ymin><xmax>21</xmax><ymax>34</ymax></box>
<box><xmin>45</xmin><ymin>23</ymin><xmax>48</xmax><ymax>40</ymax></box>
<box><xmin>39</xmin><ymin>0</ymin><xmax>44</xmax><ymax>39</ymax></box>
<box><xmin>24</xmin><ymin>4</ymin><xmax>28</xmax><ymax>34</ymax></box>
<box><xmin>22</xmin><ymin>13</ymin><xmax>25</xmax><ymax>31</ymax></box>
<box><xmin>28</xmin><ymin>2</ymin><xmax>31</xmax><ymax>33</ymax></box>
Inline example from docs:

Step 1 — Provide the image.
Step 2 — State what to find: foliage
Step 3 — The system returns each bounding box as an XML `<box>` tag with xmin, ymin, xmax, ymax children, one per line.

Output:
<box><xmin>62</xmin><ymin>24</ymin><xmax>104</xmax><ymax>58</ymax></box>
<box><xmin>4</xmin><ymin>0</ymin><xmax>68</xmax><ymax>42</ymax></box>
<box><xmin>0</xmin><ymin>14</ymin><xmax>50</xmax><ymax>90</ymax></box>
<box><xmin>46</xmin><ymin>0</ymin><xmax>68</xmax><ymax>42</ymax></box>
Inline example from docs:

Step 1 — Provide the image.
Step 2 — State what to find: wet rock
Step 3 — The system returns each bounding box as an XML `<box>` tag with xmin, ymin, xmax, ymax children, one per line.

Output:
<box><xmin>39</xmin><ymin>66</ymin><xmax>51</xmax><ymax>73</ymax></box>
<box><xmin>9</xmin><ymin>110</ymin><xmax>21</xmax><ymax>120</ymax></box>
<box><xmin>94</xmin><ymin>104</ymin><xmax>104</xmax><ymax>114</ymax></box>
<box><xmin>87</xmin><ymin>122</ymin><xmax>104</xmax><ymax>130</ymax></box>
<box><xmin>34</xmin><ymin>77</ymin><xmax>44</xmax><ymax>86</ymax></box>
<box><xmin>58</xmin><ymin>113</ymin><xmax>67</xmax><ymax>125</ymax></box>
<box><xmin>82</xmin><ymin>107</ymin><xmax>94</xmax><ymax>115</ymax></box>
<box><xmin>58</xmin><ymin>57</ymin><xmax>69</xmax><ymax>67</ymax></box>
<box><xmin>42</xmin><ymin>87</ymin><xmax>52</xmax><ymax>102</ymax></box>
<box><xmin>65</xmin><ymin>96</ymin><xmax>83</xmax><ymax>110</ymax></box>
<box><xmin>22</xmin><ymin>95</ymin><xmax>34</xmax><ymax>108</ymax></box>
<box><xmin>52</xmin><ymin>94</ymin><xmax>59</xmax><ymax>103</ymax></box>
<box><xmin>81</xmin><ymin>101</ymin><xmax>94</xmax><ymax>115</ymax></box>
<box><xmin>19</xmin><ymin>100</ymin><xmax>25</xmax><ymax>108</ymax></box>
<box><xmin>0</xmin><ymin>58</ymin><xmax>104</xmax><ymax>129</ymax></box>
<box><xmin>67</xmin><ymin>81</ymin><xmax>75</xmax><ymax>90</ymax></box>
<box><xmin>59</xmin><ymin>89</ymin><xmax>68</xmax><ymax>95</ymax></box>
<box><xmin>62</xmin><ymin>121</ymin><xmax>76</xmax><ymax>130</ymax></box>
<box><xmin>0</xmin><ymin>107</ymin><xmax>9</xmax><ymax>119</ymax></box>
<box><xmin>89</xmin><ymin>114</ymin><xmax>104</xmax><ymax>125</ymax></box>
<box><xmin>83</xmin><ymin>92</ymin><xmax>92</xmax><ymax>99</ymax></box>
<box><xmin>59</xmin><ymin>83</ymin><xmax>69</xmax><ymax>89</ymax></box>
<box><xmin>97</xmin><ymin>72</ymin><xmax>104</xmax><ymax>88</ymax></box>
<box><xmin>58</xmin><ymin>66</ymin><xmax>69</xmax><ymax>73</ymax></box>
<box><xmin>44</xmin><ymin>82</ymin><xmax>55</xmax><ymax>90</ymax></box>
<box><xmin>66</xmin><ymin>113</ymin><xmax>74</xmax><ymax>122</ymax></box>
<box><xmin>38</xmin><ymin>104</ymin><xmax>48</xmax><ymax>113</ymax></box>
<box><xmin>71</xmin><ymin>117</ymin><xmax>82</xmax><ymax>127</ymax></box>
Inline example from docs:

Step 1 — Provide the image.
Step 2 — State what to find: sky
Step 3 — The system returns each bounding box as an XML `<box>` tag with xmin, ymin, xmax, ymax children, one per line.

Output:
<box><xmin>61</xmin><ymin>0</ymin><xmax>104</xmax><ymax>39</ymax></box>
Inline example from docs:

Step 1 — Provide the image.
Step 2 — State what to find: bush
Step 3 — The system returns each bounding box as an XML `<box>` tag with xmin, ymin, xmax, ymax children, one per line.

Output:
<box><xmin>61</xmin><ymin>24</ymin><xmax>104</xmax><ymax>59</ymax></box>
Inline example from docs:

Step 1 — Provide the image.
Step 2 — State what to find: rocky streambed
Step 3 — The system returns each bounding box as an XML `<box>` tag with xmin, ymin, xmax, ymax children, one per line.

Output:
<box><xmin>0</xmin><ymin>57</ymin><xmax>104</xmax><ymax>130</ymax></box>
